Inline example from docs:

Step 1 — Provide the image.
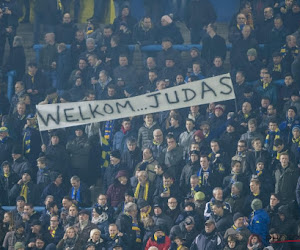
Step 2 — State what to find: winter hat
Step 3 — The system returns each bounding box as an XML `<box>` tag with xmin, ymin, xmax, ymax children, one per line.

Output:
<box><xmin>194</xmin><ymin>191</ymin><xmax>205</xmax><ymax>201</ymax></box>
<box><xmin>75</xmin><ymin>125</ymin><xmax>85</xmax><ymax>131</ymax></box>
<box><xmin>184</xmin><ymin>202</ymin><xmax>195</xmax><ymax>210</ymax></box>
<box><xmin>125</xmin><ymin>189</ymin><xmax>134</xmax><ymax>197</ymax></box>
<box><xmin>21</xmin><ymin>169</ymin><xmax>32</xmax><ymax>177</ymax></box>
<box><xmin>137</xmin><ymin>199</ymin><xmax>149</xmax><ymax>210</ymax></box>
<box><xmin>189</xmin><ymin>150</ymin><xmax>200</xmax><ymax>156</ymax></box>
<box><xmin>255</xmin><ymin>158</ymin><xmax>265</xmax><ymax>165</ymax></box>
<box><xmin>0</xmin><ymin>127</ymin><xmax>8</xmax><ymax>133</ymax></box>
<box><xmin>110</xmin><ymin>150</ymin><xmax>121</xmax><ymax>159</ymax></box>
<box><xmin>1</xmin><ymin>161</ymin><xmax>11</xmax><ymax>168</ymax></box>
<box><xmin>16</xmin><ymin>196</ymin><xmax>25</xmax><ymax>202</ymax></box>
<box><xmin>26</xmin><ymin>114</ymin><xmax>36</xmax><ymax>120</ymax></box>
<box><xmin>232</xmin><ymin>182</ymin><xmax>243</xmax><ymax>192</ymax></box>
<box><xmin>79</xmin><ymin>209</ymin><xmax>90</xmax><ymax>216</ymax></box>
<box><xmin>12</xmin><ymin>145</ymin><xmax>22</xmax><ymax>155</ymax></box>
<box><xmin>227</xmin><ymin>120</ymin><xmax>238</xmax><ymax>129</ymax></box>
<box><xmin>194</xmin><ymin>130</ymin><xmax>204</xmax><ymax>140</ymax></box>
<box><xmin>291</xmin><ymin>90</ymin><xmax>300</xmax><ymax>97</ymax></box>
<box><xmin>251</xmin><ymin>199</ymin><xmax>262</xmax><ymax>211</ymax></box>
<box><xmin>233</xmin><ymin>212</ymin><xmax>244</xmax><ymax>222</ymax></box>
<box><xmin>288</xmin><ymin>106</ymin><xmax>297</xmax><ymax>114</ymax></box>
<box><xmin>184</xmin><ymin>216</ymin><xmax>195</xmax><ymax>225</ymax></box>
<box><xmin>247</xmin><ymin>48</ymin><xmax>257</xmax><ymax>57</ymax></box>
<box><xmin>161</xmin><ymin>15</ymin><xmax>173</xmax><ymax>24</ymax></box>
<box><xmin>215</xmin><ymin>104</ymin><xmax>224</xmax><ymax>112</ymax></box>
<box><xmin>292</xmin><ymin>125</ymin><xmax>300</xmax><ymax>133</ymax></box>
<box><xmin>153</xmin><ymin>225</ymin><xmax>166</xmax><ymax>233</ymax></box>
<box><xmin>14</xmin><ymin>242</ymin><xmax>25</xmax><ymax>250</ymax></box>
<box><xmin>115</xmin><ymin>170</ymin><xmax>128</xmax><ymax>179</ymax></box>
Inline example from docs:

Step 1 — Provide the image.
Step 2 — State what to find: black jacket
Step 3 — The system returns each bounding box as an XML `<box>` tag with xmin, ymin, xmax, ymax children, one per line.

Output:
<box><xmin>55</xmin><ymin>22</ymin><xmax>77</xmax><ymax>44</ymax></box>
<box><xmin>157</xmin><ymin>23</ymin><xmax>184</xmax><ymax>45</ymax></box>
<box><xmin>9</xmin><ymin>181</ymin><xmax>39</xmax><ymax>205</ymax></box>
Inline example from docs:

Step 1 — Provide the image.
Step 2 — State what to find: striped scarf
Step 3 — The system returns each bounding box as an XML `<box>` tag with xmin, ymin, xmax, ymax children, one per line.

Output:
<box><xmin>23</xmin><ymin>125</ymin><xmax>38</xmax><ymax>154</ymax></box>
<box><xmin>292</xmin><ymin>136</ymin><xmax>300</xmax><ymax>152</ymax></box>
<box><xmin>132</xmin><ymin>219</ymin><xmax>141</xmax><ymax>243</ymax></box>
<box><xmin>20</xmin><ymin>184</ymin><xmax>28</xmax><ymax>202</ymax></box>
<box><xmin>104</xmin><ymin>120</ymin><xmax>114</xmax><ymax>142</ymax></box>
<box><xmin>134</xmin><ymin>181</ymin><xmax>149</xmax><ymax>201</ymax></box>
<box><xmin>100</xmin><ymin>136</ymin><xmax>111</xmax><ymax>168</ymax></box>
<box><xmin>265</xmin><ymin>128</ymin><xmax>280</xmax><ymax>151</ymax></box>
<box><xmin>48</xmin><ymin>226</ymin><xmax>57</xmax><ymax>238</ymax></box>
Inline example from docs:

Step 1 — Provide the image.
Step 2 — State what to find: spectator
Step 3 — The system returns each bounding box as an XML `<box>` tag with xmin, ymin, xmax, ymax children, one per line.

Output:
<box><xmin>69</xmin><ymin>175</ymin><xmax>91</xmax><ymax>207</ymax></box>
<box><xmin>202</xmin><ymin>24</ymin><xmax>226</xmax><ymax>65</ymax></box>
<box><xmin>190</xmin><ymin>219</ymin><xmax>224</xmax><ymax>249</ymax></box>
<box><xmin>66</xmin><ymin>126</ymin><xmax>91</xmax><ymax>182</ymax></box>
<box><xmin>275</xmin><ymin>153</ymin><xmax>299</xmax><ymax>204</ymax></box>
<box><xmin>9</xmin><ymin>170</ymin><xmax>38</xmax><ymax>205</ymax></box>
<box><xmin>145</xmin><ymin>225</ymin><xmax>171</xmax><ymax>250</ymax></box>
<box><xmin>157</xmin><ymin>15</ymin><xmax>183</xmax><ymax>44</ymax></box>
<box><xmin>186</xmin><ymin>0</ymin><xmax>216</xmax><ymax>44</ymax></box>
<box><xmin>55</xmin><ymin>13</ymin><xmax>77</xmax><ymax>44</ymax></box>
<box><xmin>246</xmin><ymin>199</ymin><xmax>270</xmax><ymax>246</ymax></box>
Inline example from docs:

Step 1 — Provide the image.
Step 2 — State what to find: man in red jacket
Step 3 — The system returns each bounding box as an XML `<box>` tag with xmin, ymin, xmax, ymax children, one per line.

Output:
<box><xmin>145</xmin><ymin>225</ymin><xmax>171</xmax><ymax>250</ymax></box>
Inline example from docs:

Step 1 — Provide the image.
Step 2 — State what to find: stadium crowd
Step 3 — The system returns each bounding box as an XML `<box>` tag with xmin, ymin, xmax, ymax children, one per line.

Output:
<box><xmin>0</xmin><ymin>0</ymin><xmax>300</xmax><ymax>249</ymax></box>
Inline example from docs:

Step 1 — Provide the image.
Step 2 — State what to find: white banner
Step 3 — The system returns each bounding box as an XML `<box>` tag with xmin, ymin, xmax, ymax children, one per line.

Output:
<box><xmin>36</xmin><ymin>74</ymin><xmax>235</xmax><ymax>131</ymax></box>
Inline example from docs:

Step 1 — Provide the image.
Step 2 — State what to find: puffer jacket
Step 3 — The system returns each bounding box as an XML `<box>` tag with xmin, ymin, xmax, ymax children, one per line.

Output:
<box><xmin>169</xmin><ymin>221</ymin><xmax>199</xmax><ymax>248</ymax></box>
<box><xmin>274</xmin><ymin>163</ymin><xmax>299</xmax><ymax>204</ymax></box>
<box><xmin>190</xmin><ymin>229</ymin><xmax>224</xmax><ymax>250</ymax></box>
<box><xmin>113</xmin><ymin>128</ymin><xmax>137</xmax><ymax>154</ymax></box>
<box><xmin>248</xmin><ymin>209</ymin><xmax>270</xmax><ymax>246</ymax></box>
<box><xmin>66</xmin><ymin>134</ymin><xmax>90</xmax><ymax>169</ymax></box>
<box><xmin>137</xmin><ymin>122</ymin><xmax>160</xmax><ymax>150</ymax></box>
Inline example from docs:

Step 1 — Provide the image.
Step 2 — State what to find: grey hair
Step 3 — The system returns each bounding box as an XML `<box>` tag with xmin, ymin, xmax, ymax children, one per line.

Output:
<box><xmin>13</xmin><ymin>36</ymin><xmax>23</xmax><ymax>46</ymax></box>
<box><xmin>86</xmin><ymin>38</ymin><xmax>95</xmax><ymax>45</ymax></box>
<box><xmin>124</xmin><ymin>202</ymin><xmax>137</xmax><ymax>213</ymax></box>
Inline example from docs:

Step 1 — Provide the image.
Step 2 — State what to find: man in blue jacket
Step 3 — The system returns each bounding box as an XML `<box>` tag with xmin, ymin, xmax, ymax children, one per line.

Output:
<box><xmin>247</xmin><ymin>198</ymin><xmax>270</xmax><ymax>246</ymax></box>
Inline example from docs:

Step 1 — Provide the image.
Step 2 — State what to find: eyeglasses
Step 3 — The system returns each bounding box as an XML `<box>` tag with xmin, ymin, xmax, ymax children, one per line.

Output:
<box><xmin>50</xmin><ymin>220</ymin><xmax>58</xmax><ymax>222</ymax></box>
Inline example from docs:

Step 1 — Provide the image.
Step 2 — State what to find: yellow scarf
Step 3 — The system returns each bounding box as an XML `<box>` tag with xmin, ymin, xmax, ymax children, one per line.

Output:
<box><xmin>134</xmin><ymin>181</ymin><xmax>149</xmax><ymax>201</ymax></box>
<box><xmin>57</xmin><ymin>0</ymin><xmax>62</xmax><ymax>10</ymax></box>
<box><xmin>48</xmin><ymin>226</ymin><xmax>57</xmax><ymax>238</ymax></box>
<box><xmin>244</xmin><ymin>113</ymin><xmax>249</xmax><ymax>119</ymax></box>
<box><xmin>177</xmin><ymin>246</ymin><xmax>183</xmax><ymax>250</ymax></box>
<box><xmin>4</xmin><ymin>173</ymin><xmax>9</xmax><ymax>178</ymax></box>
<box><xmin>20</xmin><ymin>184</ymin><xmax>28</xmax><ymax>202</ymax></box>
<box><xmin>263</xmin><ymin>82</ymin><xmax>270</xmax><ymax>89</ymax></box>
<box><xmin>154</xmin><ymin>232</ymin><xmax>165</xmax><ymax>241</ymax></box>
<box><xmin>28</xmin><ymin>71</ymin><xmax>34</xmax><ymax>83</ymax></box>
<box><xmin>86</xmin><ymin>29</ymin><xmax>94</xmax><ymax>35</ymax></box>
<box><xmin>163</xmin><ymin>184</ymin><xmax>170</xmax><ymax>194</ymax></box>
<box><xmin>273</xmin><ymin>64</ymin><xmax>281</xmax><ymax>72</ymax></box>
<box><xmin>140</xmin><ymin>206</ymin><xmax>151</xmax><ymax>220</ymax></box>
